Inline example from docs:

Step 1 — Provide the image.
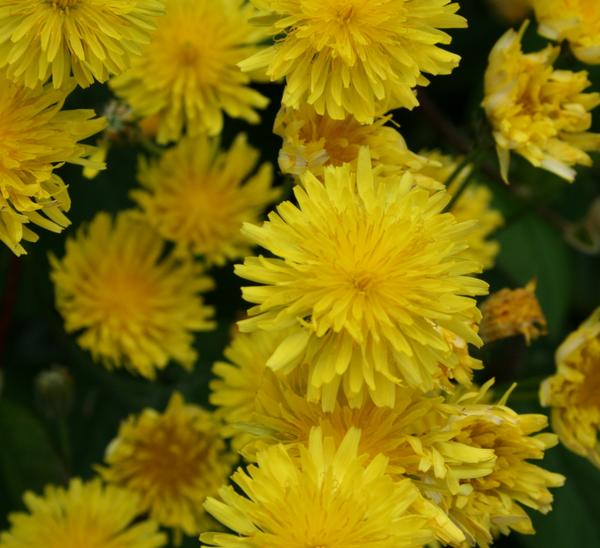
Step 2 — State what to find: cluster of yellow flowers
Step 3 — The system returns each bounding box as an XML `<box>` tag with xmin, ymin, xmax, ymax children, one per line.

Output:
<box><xmin>1</xmin><ymin>0</ymin><xmax>599</xmax><ymax>547</ymax></box>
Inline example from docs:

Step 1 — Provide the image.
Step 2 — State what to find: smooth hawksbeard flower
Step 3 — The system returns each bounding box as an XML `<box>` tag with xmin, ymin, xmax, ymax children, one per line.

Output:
<box><xmin>482</xmin><ymin>23</ymin><xmax>600</xmax><ymax>182</ymax></box>
<box><xmin>416</xmin><ymin>151</ymin><xmax>503</xmax><ymax>269</ymax></box>
<box><xmin>540</xmin><ymin>307</ymin><xmax>600</xmax><ymax>468</ymax></box>
<box><xmin>274</xmin><ymin>105</ymin><xmax>442</xmax><ymax>190</ymax></box>
<box><xmin>235</xmin><ymin>148</ymin><xmax>488</xmax><ymax>410</ymax></box>
<box><xmin>133</xmin><ymin>134</ymin><xmax>277</xmax><ymax>266</ymax></box>
<box><xmin>50</xmin><ymin>211</ymin><xmax>215</xmax><ymax>379</ymax></box>
<box><xmin>0</xmin><ymin>0</ymin><xmax>165</xmax><ymax>89</ymax></box>
<box><xmin>532</xmin><ymin>0</ymin><xmax>600</xmax><ymax>65</ymax></box>
<box><xmin>111</xmin><ymin>0</ymin><xmax>269</xmax><ymax>143</ymax></box>
<box><xmin>420</xmin><ymin>384</ymin><xmax>565</xmax><ymax>547</ymax></box>
<box><xmin>0</xmin><ymin>478</ymin><xmax>165</xmax><ymax>548</ymax></box>
<box><xmin>99</xmin><ymin>393</ymin><xmax>235</xmax><ymax>538</ymax></box>
<box><xmin>0</xmin><ymin>78</ymin><xmax>105</xmax><ymax>256</ymax></box>
<box><xmin>240</xmin><ymin>0</ymin><xmax>467</xmax><ymax>123</ymax></box>
<box><xmin>203</xmin><ymin>427</ymin><xmax>437</xmax><ymax>547</ymax></box>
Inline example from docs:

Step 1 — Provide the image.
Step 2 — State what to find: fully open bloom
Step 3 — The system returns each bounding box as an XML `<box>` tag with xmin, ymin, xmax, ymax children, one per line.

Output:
<box><xmin>0</xmin><ymin>0</ymin><xmax>165</xmax><ymax>89</ymax></box>
<box><xmin>0</xmin><ymin>478</ymin><xmax>165</xmax><ymax>548</ymax></box>
<box><xmin>540</xmin><ymin>307</ymin><xmax>600</xmax><ymax>468</ymax></box>
<box><xmin>133</xmin><ymin>134</ymin><xmax>277</xmax><ymax>265</ymax></box>
<box><xmin>203</xmin><ymin>427</ymin><xmax>437</xmax><ymax>547</ymax></box>
<box><xmin>111</xmin><ymin>0</ymin><xmax>268</xmax><ymax>143</ymax></box>
<box><xmin>50</xmin><ymin>211</ymin><xmax>215</xmax><ymax>379</ymax></box>
<box><xmin>236</xmin><ymin>148</ymin><xmax>488</xmax><ymax>410</ymax></box>
<box><xmin>240</xmin><ymin>0</ymin><xmax>467</xmax><ymax>123</ymax></box>
<box><xmin>483</xmin><ymin>23</ymin><xmax>600</xmax><ymax>182</ymax></box>
<box><xmin>532</xmin><ymin>0</ymin><xmax>600</xmax><ymax>65</ymax></box>
<box><xmin>416</xmin><ymin>151</ymin><xmax>503</xmax><ymax>269</ymax></box>
<box><xmin>0</xmin><ymin>78</ymin><xmax>105</xmax><ymax>255</ymax></box>
<box><xmin>99</xmin><ymin>393</ymin><xmax>235</xmax><ymax>538</ymax></box>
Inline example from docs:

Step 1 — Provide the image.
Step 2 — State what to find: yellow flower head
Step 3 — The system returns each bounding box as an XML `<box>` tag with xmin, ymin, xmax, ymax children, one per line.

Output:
<box><xmin>532</xmin><ymin>0</ymin><xmax>600</xmax><ymax>64</ymax></box>
<box><xmin>0</xmin><ymin>78</ymin><xmax>105</xmax><ymax>256</ymax></box>
<box><xmin>480</xmin><ymin>280</ymin><xmax>548</xmax><ymax>344</ymax></box>
<box><xmin>240</xmin><ymin>0</ymin><xmax>467</xmax><ymax>123</ymax></box>
<box><xmin>203</xmin><ymin>427</ymin><xmax>437</xmax><ymax>547</ymax></box>
<box><xmin>483</xmin><ymin>23</ymin><xmax>600</xmax><ymax>182</ymax></box>
<box><xmin>235</xmin><ymin>148</ymin><xmax>488</xmax><ymax>410</ymax></box>
<box><xmin>540</xmin><ymin>307</ymin><xmax>600</xmax><ymax>468</ymax></box>
<box><xmin>423</xmin><ymin>385</ymin><xmax>565</xmax><ymax>547</ymax></box>
<box><xmin>133</xmin><ymin>134</ymin><xmax>277</xmax><ymax>266</ymax></box>
<box><xmin>487</xmin><ymin>0</ymin><xmax>531</xmax><ymax>23</ymax></box>
<box><xmin>111</xmin><ymin>0</ymin><xmax>269</xmax><ymax>143</ymax></box>
<box><xmin>0</xmin><ymin>0</ymin><xmax>165</xmax><ymax>89</ymax></box>
<box><xmin>50</xmin><ymin>211</ymin><xmax>215</xmax><ymax>379</ymax></box>
<box><xmin>0</xmin><ymin>478</ymin><xmax>165</xmax><ymax>548</ymax></box>
<box><xmin>416</xmin><ymin>151</ymin><xmax>503</xmax><ymax>269</ymax></box>
<box><xmin>274</xmin><ymin>106</ymin><xmax>441</xmax><ymax>189</ymax></box>
<box><xmin>99</xmin><ymin>393</ymin><xmax>235</xmax><ymax>537</ymax></box>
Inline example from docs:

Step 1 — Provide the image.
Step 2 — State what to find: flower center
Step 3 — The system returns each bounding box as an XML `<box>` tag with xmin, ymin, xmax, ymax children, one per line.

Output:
<box><xmin>336</xmin><ymin>5</ymin><xmax>355</xmax><ymax>22</ymax></box>
<box><xmin>51</xmin><ymin>0</ymin><xmax>81</xmax><ymax>8</ymax></box>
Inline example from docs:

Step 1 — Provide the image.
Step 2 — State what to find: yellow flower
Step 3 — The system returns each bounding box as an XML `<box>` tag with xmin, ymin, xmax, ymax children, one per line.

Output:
<box><xmin>203</xmin><ymin>427</ymin><xmax>437</xmax><ymax>547</ymax></box>
<box><xmin>99</xmin><ymin>393</ymin><xmax>235</xmax><ymax>538</ymax></box>
<box><xmin>0</xmin><ymin>0</ymin><xmax>165</xmax><ymax>89</ymax></box>
<box><xmin>50</xmin><ymin>211</ymin><xmax>215</xmax><ymax>379</ymax></box>
<box><xmin>532</xmin><ymin>0</ymin><xmax>600</xmax><ymax>65</ymax></box>
<box><xmin>482</xmin><ymin>23</ymin><xmax>600</xmax><ymax>182</ymax></box>
<box><xmin>111</xmin><ymin>0</ymin><xmax>269</xmax><ymax>143</ymax></box>
<box><xmin>240</xmin><ymin>0</ymin><xmax>467</xmax><ymax>123</ymax></box>
<box><xmin>422</xmin><ymin>385</ymin><xmax>565</xmax><ymax>547</ymax></box>
<box><xmin>0</xmin><ymin>478</ymin><xmax>165</xmax><ymax>548</ymax></box>
<box><xmin>416</xmin><ymin>151</ymin><xmax>503</xmax><ymax>269</ymax></box>
<box><xmin>540</xmin><ymin>307</ymin><xmax>600</xmax><ymax>468</ymax></box>
<box><xmin>133</xmin><ymin>134</ymin><xmax>278</xmax><ymax>266</ymax></box>
<box><xmin>0</xmin><ymin>78</ymin><xmax>105</xmax><ymax>256</ymax></box>
<box><xmin>274</xmin><ymin>105</ymin><xmax>443</xmax><ymax>190</ymax></box>
<box><xmin>480</xmin><ymin>279</ymin><xmax>548</xmax><ymax>344</ymax></box>
<box><xmin>235</xmin><ymin>148</ymin><xmax>488</xmax><ymax>410</ymax></box>
<box><xmin>487</xmin><ymin>0</ymin><xmax>531</xmax><ymax>23</ymax></box>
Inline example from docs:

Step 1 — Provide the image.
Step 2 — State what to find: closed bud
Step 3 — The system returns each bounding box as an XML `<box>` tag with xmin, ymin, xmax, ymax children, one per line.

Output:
<box><xmin>34</xmin><ymin>365</ymin><xmax>74</xmax><ymax>420</ymax></box>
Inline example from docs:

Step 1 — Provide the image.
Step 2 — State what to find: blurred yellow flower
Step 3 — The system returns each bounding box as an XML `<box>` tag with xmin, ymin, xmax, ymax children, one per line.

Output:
<box><xmin>203</xmin><ymin>427</ymin><xmax>437</xmax><ymax>547</ymax></box>
<box><xmin>532</xmin><ymin>0</ymin><xmax>600</xmax><ymax>65</ymax></box>
<box><xmin>236</xmin><ymin>148</ymin><xmax>488</xmax><ymax>410</ymax></box>
<box><xmin>133</xmin><ymin>134</ymin><xmax>277</xmax><ymax>266</ymax></box>
<box><xmin>99</xmin><ymin>393</ymin><xmax>235</xmax><ymax>538</ymax></box>
<box><xmin>540</xmin><ymin>307</ymin><xmax>600</xmax><ymax>468</ymax></box>
<box><xmin>111</xmin><ymin>0</ymin><xmax>268</xmax><ymax>143</ymax></box>
<box><xmin>0</xmin><ymin>0</ymin><xmax>165</xmax><ymax>89</ymax></box>
<box><xmin>417</xmin><ymin>151</ymin><xmax>503</xmax><ymax>269</ymax></box>
<box><xmin>0</xmin><ymin>78</ymin><xmax>105</xmax><ymax>256</ymax></box>
<box><xmin>50</xmin><ymin>212</ymin><xmax>215</xmax><ymax>379</ymax></box>
<box><xmin>483</xmin><ymin>23</ymin><xmax>600</xmax><ymax>182</ymax></box>
<box><xmin>274</xmin><ymin>105</ymin><xmax>443</xmax><ymax>190</ymax></box>
<box><xmin>480</xmin><ymin>280</ymin><xmax>548</xmax><ymax>344</ymax></box>
<box><xmin>0</xmin><ymin>478</ymin><xmax>165</xmax><ymax>548</ymax></box>
<box><xmin>240</xmin><ymin>0</ymin><xmax>467</xmax><ymax>123</ymax></box>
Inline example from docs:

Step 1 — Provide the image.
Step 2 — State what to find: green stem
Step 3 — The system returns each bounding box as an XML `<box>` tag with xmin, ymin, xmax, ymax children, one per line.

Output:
<box><xmin>57</xmin><ymin>418</ymin><xmax>72</xmax><ymax>470</ymax></box>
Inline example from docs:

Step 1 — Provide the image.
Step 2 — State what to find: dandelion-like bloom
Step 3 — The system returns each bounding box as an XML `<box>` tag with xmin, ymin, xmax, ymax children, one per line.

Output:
<box><xmin>111</xmin><ymin>0</ymin><xmax>268</xmax><ymax>143</ymax></box>
<box><xmin>422</xmin><ymin>385</ymin><xmax>565</xmax><ymax>547</ymax></box>
<box><xmin>532</xmin><ymin>0</ymin><xmax>600</xmax><ymax>65</ymax></box>
<box><xmin>240</xmin><ymin>0</ymin><xmax>467</xmax><ymax>123</ymax></box>
<box><xmin>0</xmin><ymin>478</ymin><xmax>165</xmax><ymax>548</ymax></box>
<box><xmin>482</xmin><ymin>23</ymin><xmax>600</xmax><ymax>182</ymax></box>
<box><xmin>133</xmin><ymin>134</ymin><xmax>277</xmax><ymax>265</ymax></box>
<box><xmin>540</xmin><ymin>307</ymin><xmax>600</xmax><ymax>468</ymax></box>
<box><xmin>0</xmin><ymin>78</ymin><xmax>105</xmax><ymax>256</ymax></box>
<box><xmin>274</xmin><ymin>106</ymin><xmax>441</xmax><ymax>189</ymax></box>
<box><xmin>0</xmin><ymin>0</ymin><xmax>165</xmax><ymax>89</ymax></box>
<box><xmin>236</xmin><ymin>148</ymin><xmax>488</xmax><ymax>410</ymax></box>
<box><xmin>480</xmin><ymin>280</ymin><xmax>547</xmax><ymax>344</ymax></box>
<box><xmin>99</xmin><ymin>393</ymin><xmax>235</xmax><ymax>538</ymax></box>
<box><xmin>50</xmin><ymin>212</ymin><xmax>215</xmax><ymax>379</ymax></box>
<box><xmin>203</xmin><ymin>427</ymin><xmax>437</xmax><ymax>547</ymax></box>
<box><xmin>417</xmin><ymin>151</ymin><xmax>503</xmax><ymax>269</ymax></box>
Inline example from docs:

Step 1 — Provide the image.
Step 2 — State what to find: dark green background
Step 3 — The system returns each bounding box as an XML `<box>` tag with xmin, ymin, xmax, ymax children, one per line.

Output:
<box><xmin>1</xmin><ymin>2</ymin><xmax>599</xmax><ymax>546</ymax></box>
